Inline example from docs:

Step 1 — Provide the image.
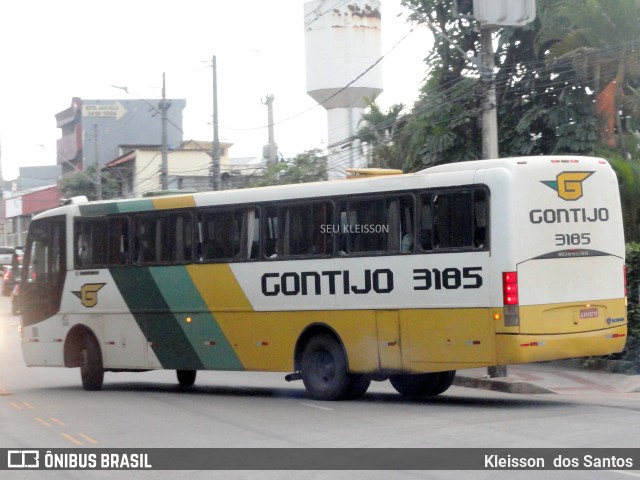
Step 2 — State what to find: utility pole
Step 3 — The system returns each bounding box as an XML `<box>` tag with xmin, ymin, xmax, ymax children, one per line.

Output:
<box><xmin>94</xmin><ymin>124</ymin><xmax>102</xmax><ymax>200</ymax></box>
<box><xmin>158</xmin><ymin>72</ymin><xmax>172</xmax><ymax>191</ymax></box>
<box><xmin>211</xmin><ymin>56</ymin><xmax>221</xmax><ymax>191</ymax></box>
<box><xmin>263</xmin><ymin>94</ymin><xmax>277</xmax><ymax>165</ymax></box>
<box><xmin>0</xmin><ymin>136</ymin><xmax>4</xmax><ymax>245</ymax></box>
<box><xmin>480</xmin><ymin>27</ymin><xmax>498</xmax><ymax>160</ymax></box>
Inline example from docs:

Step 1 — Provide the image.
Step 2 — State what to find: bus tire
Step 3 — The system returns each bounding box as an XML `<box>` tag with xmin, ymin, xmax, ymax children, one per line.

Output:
<box><xmin>177</xmin><ymin>370</ymin><xmax>197</xmax><ymax>387</ymax></box>
<box><xmin>301</xmin><ymin>334</ymin><xmax>357</xmax><ymax>401</ymax></box>
<box><xmin>344</xmin><ymin>374</ymin><xmax>371</xmax><ymax>400</ymax></box>
<box><xmin>389</xmin><ymin>370</ymin><xmax>456</xmax><ymax>397</ymax></box>
<box><xmin>80</xmin><ymin>335</ymin><xmax>104</xmax><ymax>391</ymax></box>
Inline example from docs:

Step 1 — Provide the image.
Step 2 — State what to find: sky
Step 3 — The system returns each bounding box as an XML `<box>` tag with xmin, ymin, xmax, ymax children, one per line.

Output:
<box><xmin>0</xmin><ymin>0</ymin><xmax>432</xmax><ymax>181</ymax></box>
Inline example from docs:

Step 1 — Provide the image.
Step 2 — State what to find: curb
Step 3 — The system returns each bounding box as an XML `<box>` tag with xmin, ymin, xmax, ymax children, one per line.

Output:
<box><xmin>453</xmin><ymin>375</ymin><xmax>556</xmax><ymax>394</ymax></box>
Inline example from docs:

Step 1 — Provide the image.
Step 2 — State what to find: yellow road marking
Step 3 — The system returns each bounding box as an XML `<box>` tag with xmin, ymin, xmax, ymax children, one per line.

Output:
<box><xmin>23</xmin><ymin>402</ymin><xmax>35</xmax><ymax>410</ymax></box>
<box><xmin>77</xmin><ymin>432</ymin><xmax>99</xmax><ymax>444</ymax></box>
<box><xmin>35</xmin><ymin>417</ymin><xmax>52</xmax><ymax>427</ymax></box>
<box><xmin>60</xmin><ymin>433</ymin><xmax>84</xmax><ymax>446</ymax></box>
<box><xmin>10</xmin><ymin>402</ymin><xmax>22</xmax><ymax>410</ymax></box>
<box><xmin>50</xmin><ymin>418</ymin><xmax>66</xmax><ymax>426</ymax></box>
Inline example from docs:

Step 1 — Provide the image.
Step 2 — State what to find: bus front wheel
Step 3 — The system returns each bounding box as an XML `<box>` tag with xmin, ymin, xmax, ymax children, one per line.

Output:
<box><xmin>80</xmin><ymin>335</ymin><xmax>104</xmax><ymax>391</ymax></box>
<box><xmin>177</xmin><ymin>370</ymin><xmax>197</xmax><ymax>387</ymax></box>
<box><xmin>389</xmin><ymin>371</ymin><xmax>456</xmax><ymax>397</ymax></box>
<box><xmin>301</xmin><ymin>334</ymin><xmax>369</xmax><ymax>401</ymax></box>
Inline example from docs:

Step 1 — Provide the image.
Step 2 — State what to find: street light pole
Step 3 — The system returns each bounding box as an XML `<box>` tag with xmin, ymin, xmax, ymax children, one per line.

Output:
<box><xmin>158</xmin><ymin>73</ymin><xmax>171</xmax><ymax>191</ymax></box>
<box><xmin>480</xmin><ymin>27</ymin><xmax>498</xmax><ymax>160</ymax></box>
<box><xmin>94</xmin><ymin>124</ymin><xmax>102</xmax><ymax>200</ymax></box>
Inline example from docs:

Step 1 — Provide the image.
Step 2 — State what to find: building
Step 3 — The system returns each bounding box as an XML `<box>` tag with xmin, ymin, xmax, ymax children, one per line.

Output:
<box><xmin>55</xmin><ymin>97</ymin><xmax>186</xmax><ymax>174</ymax></box>
<box><xmin>104</xmin><ymin>140</ymin><xmax>265</xmax><ymax>197</ymax></box>
<box><xmin>3</xmin><ymin>185</ymin><xmax>61</xmax><ymax>247</ymax></box>
<box><xmin>15</xmin><ymin>165</ymin><xmax>62</xmax><ymax>191</ymax></box>
<box><xmin>304</xmin><ymin>0</ymin><xmax>383</xmax><ymax>179</ymax></box>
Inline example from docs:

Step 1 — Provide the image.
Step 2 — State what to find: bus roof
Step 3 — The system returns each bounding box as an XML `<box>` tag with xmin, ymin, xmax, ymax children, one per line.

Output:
<box><xmin>34</xmin><ymin>156</ymin><xmax>611</xmax><ymax>218</ymax></box>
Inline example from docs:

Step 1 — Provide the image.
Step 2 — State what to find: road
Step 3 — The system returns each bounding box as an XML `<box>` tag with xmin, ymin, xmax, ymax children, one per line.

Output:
<box><xmin>1</xmin><ymin>295</ymin><xmax>639</xmax><ymax>479</ymax></box>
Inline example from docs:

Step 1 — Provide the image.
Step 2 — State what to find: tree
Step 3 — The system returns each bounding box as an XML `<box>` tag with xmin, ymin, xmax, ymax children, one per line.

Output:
<box><xmin>256</xmin><ymin>149</ymin><xmax>327</xmax><ymax>186</ymax></box>
<box><xmin>400</xmin><ymin>0</ymin><xmax>602</xmax><ymax>169</ymax></box>
<box><xmin>59</xmin><ymin>167</ymin><xmax>119</xmax><ymax>201</ymax></box>
<box><xmin>537</xmin><ymin>0</ymin><xmax>640</xmax><ymax>151</ymax></box>
<box><xmin>357</xmin><ymin>102</ymin><xmax>407</xmax><ymax>170</ymax></box>
<box><xmin>401</xmin><ymin>0</ymin><xmax>483</xmax><ymax>171</ymax></box>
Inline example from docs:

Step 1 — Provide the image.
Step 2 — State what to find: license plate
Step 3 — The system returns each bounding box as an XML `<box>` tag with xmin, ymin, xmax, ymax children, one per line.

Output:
<box><xmin>579</xmin><ymin>307</ymin><xmax>599</xmax><ymax>319</ymax></box>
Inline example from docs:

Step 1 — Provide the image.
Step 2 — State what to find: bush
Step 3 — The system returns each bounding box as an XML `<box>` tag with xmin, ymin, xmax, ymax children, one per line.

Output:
<box><xmin>621</xmin><ymin>243</ymin><xmax>640</xmax><ymax>365</ymax></box>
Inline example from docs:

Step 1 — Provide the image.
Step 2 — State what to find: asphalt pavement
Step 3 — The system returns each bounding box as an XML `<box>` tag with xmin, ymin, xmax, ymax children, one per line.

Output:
<box><xmin>454</xmin><ymin>362</ymin><xmax>640</xmax><ymax>395</ymax></box>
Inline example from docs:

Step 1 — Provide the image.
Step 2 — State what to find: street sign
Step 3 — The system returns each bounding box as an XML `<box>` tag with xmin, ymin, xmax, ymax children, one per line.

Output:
<box><xmin>473</xmin><ymin>0</ymin><xmax>536</xmax><ymax>27</ymax></box>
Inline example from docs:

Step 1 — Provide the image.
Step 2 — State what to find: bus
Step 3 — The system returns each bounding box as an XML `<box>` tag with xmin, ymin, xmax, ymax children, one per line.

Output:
<box><xmin>19</xmin><ymin>156</ymin><xmax>627</xmax><ymax>400</ymax></box>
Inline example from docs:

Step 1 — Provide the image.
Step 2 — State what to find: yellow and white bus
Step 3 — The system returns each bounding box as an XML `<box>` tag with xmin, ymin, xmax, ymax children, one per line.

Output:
<box><xmin>20</xmin><ymin>156</ymin><xmax>627</xmax><ymax>400</ymax></box>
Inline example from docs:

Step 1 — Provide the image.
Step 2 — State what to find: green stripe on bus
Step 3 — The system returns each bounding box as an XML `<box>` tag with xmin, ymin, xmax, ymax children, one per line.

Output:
<box><xmin>110</xmin><ymin>267</ymin><xmax>204</xmax><ymax>370</ymax></box>
<box><xmin>79</xmin><ymin>203</ymin><xmax>120</xmax><ymax>216</ymax></box>
<box><xmin>79</xmin><ymin>199</ymin><xmax>156</xmax><ymax>216</ymax></box>
<box><xmin>148</xmin><ymin>266</ymin><xmax>243</xmax><ymax>371</ymax></box>
<box><xmin>117</xmin><ymin>199</ymin><xmax>155</xmax><ymax>213</ymax></box>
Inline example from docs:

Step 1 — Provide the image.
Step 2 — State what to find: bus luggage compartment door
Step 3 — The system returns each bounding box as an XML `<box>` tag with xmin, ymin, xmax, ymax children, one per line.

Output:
<box><xmin>375</xmin><ymin>310</ymin><xmax>402</xmax><ymax>371</ymax></box>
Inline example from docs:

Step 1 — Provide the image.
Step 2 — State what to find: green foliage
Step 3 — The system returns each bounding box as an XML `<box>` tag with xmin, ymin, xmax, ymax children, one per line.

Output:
<box><xmin>404</xmin><ymin>77</ymin><xmax>482</xmax><ymax>171</ymax></box>
<box><xmin>395</xmin><ymin>0</ymin><xmax>640</xmax><ymax>170</ymax></box>
<box><xmin>357</xmin><ymin>102</ymin><xmax>407</xmax><ymax>170</ymax></box>
<box><xmin>623</xmin><ymin>243</ymin><xmax>640</xmax><ymax>364</ymax></box>
<box><xmin>58</xmin><ymin>167</ymin><xmax>120</xmax><ymax>201</ymax></box>
<box><xmin>256</xmin><ymin>149</ymin><xmax>327</xmax><ymax>186</ymax></box>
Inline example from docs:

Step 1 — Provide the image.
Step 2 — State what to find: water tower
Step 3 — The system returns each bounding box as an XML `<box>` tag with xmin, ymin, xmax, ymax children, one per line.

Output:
<box><xmin>304</xmin><ymin>0</ymin><xmax>383</xmax><ymax>179</ymax></box>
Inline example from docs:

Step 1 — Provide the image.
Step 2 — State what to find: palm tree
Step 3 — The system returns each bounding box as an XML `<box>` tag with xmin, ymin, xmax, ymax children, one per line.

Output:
<box><xmin>357</xmin><ymin>102</ymin><xmax>406</xmax><ymax>170</ymax></box>
<box><xmin>537</xmin><ymin>0</ymin><xmax>640</xmax><ymax>150</ymax></box>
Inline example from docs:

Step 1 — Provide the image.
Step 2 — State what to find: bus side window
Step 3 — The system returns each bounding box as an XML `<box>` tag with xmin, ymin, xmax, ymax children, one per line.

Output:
<box><xmin>171</xmin><ymin>213</ymin><xmax>193</xmax><ymax>263</ymax></box>
<box><xmin>263</xmin><ymin>207</ymin><xmax>279</xmax><ymax>258</ymax></box>
<box><xmin>74</xmin><ymin>218</ymin><xmax>108</xmax><ymax>268</ymax></box>
<box><xmin>474</xmin><ymin>191</ymin><xmax>487</xmax><ymax>248</ymax></box>
<box><xmin>419</xmin><ymin>195</ymin><xmax>434</xmax><ymax>250</ymax></box>
<box><xmin>340</xmin><ymin>198</ymin><xmax>387</xmax><ymax>253</ymax></box>
<box><xmin>389</xmin><ymin>196</ymin><xmax>414</xmax><ymax>253</ymax></box>
<box><xmin>433</xmin><ymin>192</ymin><xmax>473</xmax><ymax>249</ymax></box>
<box><xmin>237</xmin><ymin>208</ymin><xmax>259</xmax><ymax>260</ymax></box>
<box><xmin>199</xmin><ymin>210</ymin><xmax>242</xmax><ymax>261</ymax></box>
<box><xmin>134</xmin><ymin>218</ymin><xmax>154</xmax><ymax>264</ymax></box>
<box><xmin>420</xmin><ymin>189</ymin><xmax>485</xmax><ymax>251</ymax></box>
<box><xmin>108</xmin><ymin>217</ymin><xmax>129</xmax><ymax>266</ymax></box>
<box><xmin>268</xmin><ymin>202</ymin><xmax>332</xmax><ymax>257</ymax></box>
<box><xmin>398</xmin><ymin>196</ymin><xmax>415</xmax><ymax>253</ymax></box>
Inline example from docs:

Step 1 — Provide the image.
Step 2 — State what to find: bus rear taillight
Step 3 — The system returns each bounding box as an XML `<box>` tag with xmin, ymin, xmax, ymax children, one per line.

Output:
<box><xmin>502</xmin><ymin>271</ymin><xmax>520</xmax><ymax>326</ymax></box>
<box><xmin>503</xmin><ymin>272</ymin><xmax>518</xmax><ymax>305</ymax></box>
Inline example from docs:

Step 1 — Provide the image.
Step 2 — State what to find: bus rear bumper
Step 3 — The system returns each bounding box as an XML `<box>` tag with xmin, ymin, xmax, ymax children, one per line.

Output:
<box><xmin>496</xmin><ymin>325</ymin><xmax>627</xmax><ymax>365</ymax></box>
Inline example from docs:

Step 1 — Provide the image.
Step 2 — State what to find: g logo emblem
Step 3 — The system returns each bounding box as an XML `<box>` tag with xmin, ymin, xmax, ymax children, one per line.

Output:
<box><xmin>542</xmin><ymin>171</ymin><xmax>594</xmax><ymax>201</ymax></box>
<box><xmin>72</xmin><ymin>283</ymin><xmax>106</xmax><ymax>308</ymax></box>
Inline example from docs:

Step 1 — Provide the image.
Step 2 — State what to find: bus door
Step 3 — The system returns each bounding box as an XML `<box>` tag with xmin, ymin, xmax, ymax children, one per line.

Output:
<box><xmin>376</xmin><ymin>310</ymin><xmax>402</xmax><ymax>371</ymax></box>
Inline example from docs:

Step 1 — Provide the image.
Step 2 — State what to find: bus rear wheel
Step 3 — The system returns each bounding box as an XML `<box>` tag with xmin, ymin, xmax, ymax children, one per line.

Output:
<box><xmin>301</xmin><ymin>334</ymin><xmax>369</xmax><ymax>401</ymax></box>
<box><xmin>80</xmin><ymin>335</ymin><xmax>104</xmax><ymax>391</ymax></box>
<box><xmin>177</xmin><ymin>370</ymin><xmax>197</xmax><ymax>387</ymax></box>
<box><xmin>389</xmin><ymin>371</ymin><xmax>456</xmax><ymax>397</ymax></box>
